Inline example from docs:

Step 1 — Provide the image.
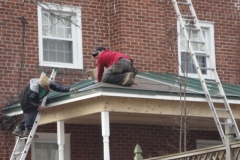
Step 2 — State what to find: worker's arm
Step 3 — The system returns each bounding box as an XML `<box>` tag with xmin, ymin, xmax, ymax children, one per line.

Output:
<box><xmin>49</xmin><ymin>81</ymin><xmax>70</xmax><ymax>92</ymax></box>
<box><xmin>28</xmin><ymin>92</ymin><xmax>40</xmax><ymax>110</ymax></box>
<box><xmin>49</xmin><ymin>81</ymin><xmax>77</xmax><ymax>92</ymax></box>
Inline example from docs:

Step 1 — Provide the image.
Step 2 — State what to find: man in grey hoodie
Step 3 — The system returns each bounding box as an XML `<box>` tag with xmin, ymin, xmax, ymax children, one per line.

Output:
<box><xmin>12</xmin><ymin>75</ymin><xmax>76</xmax><ymax>137</ymax></box>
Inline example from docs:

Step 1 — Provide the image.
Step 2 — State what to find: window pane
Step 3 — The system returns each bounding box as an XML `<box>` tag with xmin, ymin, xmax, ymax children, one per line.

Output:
<box><xmin>181</xmin><ymin>52</ymin><xmax>206</xmax><ymax>74</ymax></box>
<box><xmin>49</xmin><ymin>40</ymin><xmax>56</xmax><ymax>49</ymax></box>
<box><xmin>43</xmin><ymin>39</ymin><xmax>73</xmax><ymax>63</ymax></box>
<box><xmin>49</xmin><ymin>16</ymin><xmax>57</xmax><ymax>26</ymax></box>
<box><xmin>65</xmin><ymin>28</ymin><xmax>72</xmax><ymax>38</ymax></box>
<box><xmin>190</xmin><ymin>30</ymin><xmax>199</xmax><ymax>40</ymax></box>
<box><xmin>34</xmin><ymin>142</ymin><xmax>58</xmax><ymax>160</ymax></box>
<box><xmin>180</xmin><ymin>27</ymin><xmax>208</xmax><ymax>75</ymax></box>
<box><xmin>52</xmin><ymin>143</ymin><xmax>58</xmax><ymax>150</ymax></box>
<box><xmin>57</xmin><ymin>27</ymin><xmax>64</xmax><ymax>38</ymax></box>
<box><xmin>56</xmin><ymin>41</ymin><xmax>64</xmax><ymax>50</ymax></box>
<box><xmin>57</xmin><ymin>52</ymin><xmax>65</xmax><ymax>62</ymax></box>
<box><xmin>64</xmin><ymin>42</ymin><xmax>71</xmax><ymax>51</ymax></box>
<box><xmin>43</xmin><ymin>51</ymin><xmax>49</xmax><ymax>61</ymax></box>
<box><xmin>50</xmin><ymin>26</ymin><xmax>56</xmax><ymax>37</ymax></box>
<box><xmin>35</xmin><ymin>142</ymin><xmax>42</xmax><ymax>149</ymax></box>
<box><xmin>49</xmin><ymin>50</ymin><xmax>57</xmax><ymax>62</ymax></box>
<box><xmin>180</xmin><ymin>39</ymin><xmax>187</xmax><ymax>50</ymax></box>
<box><xmin>42</xmin><ymin>25</ymin><xmax>49</xmax><ymax>36</ymax></box>
<box><xmin>65</xmin><ymin>52</ymin><xmax>73</xmax><ymax>63</ymax></box>
<box><xmin>42</xmin><ymin>13</ymin><xmax>49</xmax><ymax>25</ymax></box>
<box><xmin>57</xmin><ymin>19</ymin><xmax>65</xmax><ymax>26</ymax></box>
<box><xmin>42</xmin><ymin>13</ymin><xmax>72</xmax><ymax>39</ymax></box>
<box><xmin>65</xmin><ymin>17</ymin><xmax>71</xmax><ymax>27</ymax></box>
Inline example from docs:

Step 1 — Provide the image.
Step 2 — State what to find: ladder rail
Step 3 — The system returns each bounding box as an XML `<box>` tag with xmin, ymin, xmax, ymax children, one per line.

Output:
<box><xmin>186</xmin><ymin>0</ymin><xmax>240</xmax><ymax>141</ymax></box>
<box><xmin>172</xmin><ymin>0</ymin><xmax>240</xmax><ymax>144</ymax></box>
<box><xmin>10</xmin><ymin>69</ymin><xmax>57</xmax><ymax>160</ymax></box>
<box><xmin>174</xmin><ymin>0</ymin><xmax>225</xmax><ymax>142</ymax></box>
<box><xmin>10</xmin><ymin>137</ymin><xmax>25</xmax><ymax>160</ymax></box>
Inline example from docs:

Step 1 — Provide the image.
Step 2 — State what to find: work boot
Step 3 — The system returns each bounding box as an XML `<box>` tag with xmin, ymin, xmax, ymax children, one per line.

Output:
<box><xmin>12</xmin><ymin>126</ymin><xmax>23</xmax><ymax>137</ymax></box>
<box><xmin>23</xmin><ymin>129</ymin><xmax>30</xmax><ymax>137</ymax></box>
<box><xmin>122</xmin><ymin>72</ymin><xmax>134</xmax><ymax>86</ymax></box>
<box><xmin>131</xmin><ymin>67</ymin><xmax>138</xmax><ymax>77</ymax></box>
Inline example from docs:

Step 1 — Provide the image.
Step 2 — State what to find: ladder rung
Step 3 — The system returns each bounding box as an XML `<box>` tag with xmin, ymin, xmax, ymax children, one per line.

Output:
<box><xmin>205</xmin><ymin>80</ymin><xmax>219</xmax><ymax>84</ymax></box>
<box><xmin>199</xmin><ymin>67</ymin><xmax>214</xmax><ymax>71</ymax></box>
<box><xmin>177</xmin><ymin>2</ymin><xmax>191</xmax><ymax>5</ymax></box>
<box><xmin>14</xmin><ymin>151</ymin><xmax>22</xmax><ymax>155</ymax></box>
<box><xmin>211</xmin><ymin>94</ymin><xmax>224</xmax><ymax>98</ymax></box>
<box><xmin>215</xmin><ymin>108</ymin><xmax>229</xmax><ymax>111</ymax></box>
<box><xmin>186</xmin><ymin>28</ymin><xmax>200</xmax><ymax>31</ymax></box>
<box><xmin>182</xmin><ymin>15</ymin><xmax>195</xmax><ymax>18</ymax></box>
<box><xmin>190</xmin><ymin>40</ymin><xmax>205</xmax><ymax>44</ymax></box>
<box><xmin>183</xmin><ymin>18</ymin><xmax>196</xmax><ymax>23</ymax></box>
<box><xmin>20</xmin><ymin>137</ymin><xmax>28</xmax><ymax>140</ymax></box>
<box><xmin>184</xmin><ymin>24</ymin><xmax>197</xmax><ymax>27</ymax></box>
<box><xmin>194</xmin><ymin>53</ymin><xmax>209</xmax><ymax>57</ymax></box>
<box><xmin>220</xmin><ymin>122</ymin><xmax>235</xmax><ymax>125</ymax></box>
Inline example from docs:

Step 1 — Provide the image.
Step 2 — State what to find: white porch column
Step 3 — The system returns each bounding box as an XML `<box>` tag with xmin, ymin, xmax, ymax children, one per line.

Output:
<box><xmin>225</xmin><ymin>119</ymin><xmax>235</xmax><ymax>160</ymax></box>
<box><xmin>57</xmin><ymin>121</ymin><xmax>65</xmax><ymax>160</ymax></box>
<box><xmin>101</xmin><ymin>111</ymin><xmax>110</xmax><ymax>160</ymax></box>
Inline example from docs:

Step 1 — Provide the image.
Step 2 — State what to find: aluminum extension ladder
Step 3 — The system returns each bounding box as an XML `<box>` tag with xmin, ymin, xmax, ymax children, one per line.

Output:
<box><xmin>171</xmin><ymin>0</ymin><xmax>240</xmax><ymax>144</ymax></box>
<box><xmin>10</xmin><ymin>69</ymin><xmax>57</xmax><ymax>160</ymax></box>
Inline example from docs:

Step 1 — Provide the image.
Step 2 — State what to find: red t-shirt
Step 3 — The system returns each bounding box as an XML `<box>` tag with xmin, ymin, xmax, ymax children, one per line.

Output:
<box><xmin>97</xmin><ymin>50</ymin><xmax>130</xmax><ymax>82</ymax></box>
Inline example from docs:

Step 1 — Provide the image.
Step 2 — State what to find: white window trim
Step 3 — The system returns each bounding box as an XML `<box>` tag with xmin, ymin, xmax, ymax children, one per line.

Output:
<box><xmin>178</xmin><ymin>21</ymin><xmax>215</xmax><ymax>79</ymax></box>
<box><xmin>38</xmin><ymin>4</ymin><xmax>83</xmax><ymax>69</ymax></box>
<box><xmin>31</xmin><ymin>132</ymin><xmax>71</xmax><ymax>160</ymax></box>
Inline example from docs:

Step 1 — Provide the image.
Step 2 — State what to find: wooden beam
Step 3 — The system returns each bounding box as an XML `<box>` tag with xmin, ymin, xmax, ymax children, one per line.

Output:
<box><xmin>101</xmin><ymin>97</ymin><xmax>240</xmax><ymax>118</ymax></box>
<box><xmin>39</xmin><ymin>97</ymin><xmax>105</xmax><ymax>125</ymax></box>
<box><xmin>39</xmin><ymin>96</ymin><xmax>240</xmax><ymax>125</ymax></box>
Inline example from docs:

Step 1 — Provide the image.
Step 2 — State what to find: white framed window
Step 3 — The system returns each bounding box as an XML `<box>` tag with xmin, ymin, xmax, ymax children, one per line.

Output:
<box><xmin>38</xmin><ymin>4</ymin><xmax>83</xmax><ymax>69</ymax></box>
<box><xmin>196</xmin><ymin>140</ymin><xmax>222</xmax><ymax>149</ymax></box>
<box><xmin>178</xmin><ymin>21</ymin><xmax>215</xmax><ymax>79</ymax></box>
<box><xmin>31</xmin><ymin>133</ymin><xmax>71</xmax><ymax>160</ymax></box>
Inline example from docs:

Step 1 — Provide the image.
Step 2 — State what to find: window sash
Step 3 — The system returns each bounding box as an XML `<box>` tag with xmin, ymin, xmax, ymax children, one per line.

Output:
<box><xmin>38</xmin><ymin>4</ymin><xmax>83</xmax><ymax>69</ymax></box>
<box><xmin>178</xmin><ymin>21</ymin><xmax>215</xmax><ymax>78</ymax></box>
<box><xmin>34</xmin><ymin>142</ymin><xmax>59</xmax><ymax>160</ymax></box>
<box><xmin>31</xmin><ymin>133</ymin><xmax>71</xmax><ymax>160</ymax></box>
<box><xmin>180</xmin><ymin>27</ymin><xmax>208</xmax><ymax>75</ymax></box>
<box><xmin>43</xmin><ymin>39</ymin><xmax>73</xmax><ymax>63</ymax></box>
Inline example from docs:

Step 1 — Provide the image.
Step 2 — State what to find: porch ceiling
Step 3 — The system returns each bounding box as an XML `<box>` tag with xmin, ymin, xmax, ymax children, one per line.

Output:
<box><xmin>63</xmin><ymin>112</ymin><xmax>219</xmax><ymax>131</ymax></box>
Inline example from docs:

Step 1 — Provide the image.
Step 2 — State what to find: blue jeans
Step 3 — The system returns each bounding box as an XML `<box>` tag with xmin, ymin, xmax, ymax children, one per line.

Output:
<box><xmin>102</xmin><ymin>58</ymin><xmax>133</xmax><ymax>85</ymax></box>
<box><xmin>18</xmin><ymin>109</ymin><xmax>38</xmax><ymax>130</ymax></box>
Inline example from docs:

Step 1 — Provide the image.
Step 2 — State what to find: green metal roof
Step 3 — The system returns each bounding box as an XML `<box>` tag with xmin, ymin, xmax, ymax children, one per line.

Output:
<box><xmin>138</xmin><ymin>72</ymin><xmax>240</xmax><ymax>97</ymax></box>
<box><xmin>3</xmin><ymin>72</ymin><xmax>240</xmax><ymax>115</ymax></box>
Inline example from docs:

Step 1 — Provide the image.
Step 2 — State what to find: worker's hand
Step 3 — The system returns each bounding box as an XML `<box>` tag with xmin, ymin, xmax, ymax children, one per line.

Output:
<box><xmin>38</xmin><ymin>105</ymin><xmax>45</xmax><ymax>112</ymax></box>
<box><xmin>70</xmin><ymin>88</ymin><xmax>77</xmax><ymax>92</ymax></box>
<box><xmin>94</xmin><ymin>80</ymin><xmax>99</xmax><ymax>83</ymax></box>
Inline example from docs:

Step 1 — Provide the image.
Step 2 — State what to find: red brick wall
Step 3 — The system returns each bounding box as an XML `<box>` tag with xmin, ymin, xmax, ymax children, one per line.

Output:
<box><xmin>4</xmin><ymin>123</ymin><xmax>220</xmax><ymax>160</ymax></box>
<box><xmin>0</xmin><ymin>0</ymin><xmax>239</xmax><ymax>158</ymax></box>
<box><xmin>0</xmin><ymin>0</ymin><xmax>239</xmax><ymax>106</ymax></box>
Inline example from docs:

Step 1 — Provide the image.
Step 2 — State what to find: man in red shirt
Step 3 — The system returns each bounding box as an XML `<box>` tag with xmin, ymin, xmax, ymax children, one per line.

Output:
<box><xmin>92</xmin><ymin>46</ymin><xmax>137</xmax><ymax>86</ymax></box>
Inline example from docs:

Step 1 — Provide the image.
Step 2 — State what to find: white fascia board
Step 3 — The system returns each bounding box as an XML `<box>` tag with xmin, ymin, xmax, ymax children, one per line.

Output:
<box><xmin>6</xmin><ymin>110</ymin><xmax>23</xmax><ymax>117</ymax></box>
<box><xmin>100</xmin><ymin>92</ymin><xmax>240</xmax><ymax>104</ymax></box>
<box><xmin>44</xmin><ymin>90</ymin><xmax>240</xmax><ymax>108</ymax></box>
<box><xmin>6</xmin><ymin>89</ymin><xmax>240</xmax><ymax>117</ymax></box>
